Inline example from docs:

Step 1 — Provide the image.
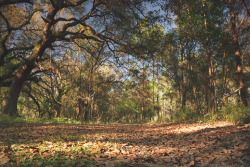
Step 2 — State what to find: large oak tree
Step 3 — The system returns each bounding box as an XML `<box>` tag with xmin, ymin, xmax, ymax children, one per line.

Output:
<box><xmin>0</xmin><ymin>0</ymin><xmax>146</xmax><ymax>116</ymax></box>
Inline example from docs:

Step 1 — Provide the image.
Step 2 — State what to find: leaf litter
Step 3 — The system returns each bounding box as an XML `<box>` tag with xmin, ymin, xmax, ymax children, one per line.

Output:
<box><xmin>0</xmin><ymin>122</ymin><xmax>249</xmax><ymax>166</ymax></box>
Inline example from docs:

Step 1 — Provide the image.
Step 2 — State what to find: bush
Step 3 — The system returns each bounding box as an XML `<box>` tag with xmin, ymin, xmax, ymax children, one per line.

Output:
<box><xmin>0</xmin><ymin>114</ymin><xmax>14</xmax><ymax>125</ymax></box>
<box><xmin>0</xmin><ymin>115</ymin><xmax>83</xmax><ymax>125</ymax></box>
<box><xmin>173</xmin><ymin>107</ymin><xmax>199</xmax><ymax>122</ymax></box>
<box><xmin>220</xmin><ymin>104</ymin><xmax>250</xmax><ymax>124</ymax></box>
<box><xmin>50</xmin><ymin>117</ymin><xmax>82</xmax><ymax>124</ymax></box>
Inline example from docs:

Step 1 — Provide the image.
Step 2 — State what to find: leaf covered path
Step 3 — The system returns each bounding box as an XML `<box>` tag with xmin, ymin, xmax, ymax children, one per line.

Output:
<box><xmin>0</xmin><ymin>122</ymin><xmax>249</xmax><ymax>167</ymax></box>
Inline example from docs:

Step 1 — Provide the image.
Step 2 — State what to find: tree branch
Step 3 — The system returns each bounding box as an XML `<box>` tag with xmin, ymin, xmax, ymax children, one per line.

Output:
<box><xmin>0</xmin><ymin>0</ymin><xmax>32</xmax><ymax>7</ymax></box>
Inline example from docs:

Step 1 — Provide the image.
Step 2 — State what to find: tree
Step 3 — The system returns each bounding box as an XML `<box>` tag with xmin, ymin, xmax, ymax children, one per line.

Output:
<box><xmin>1</xmin><ymin>0</ymin><xmax>145</xmax><ymax>116</ymax></box>
<box><xmin>128</xmin><ymin>19</ymin><xmax>165</xmax><ymax>121</ymax></box>
<box><xmin>228</xmin><ymin>0</ymin><xmax>248</xmax><ymax>106</ymax></box>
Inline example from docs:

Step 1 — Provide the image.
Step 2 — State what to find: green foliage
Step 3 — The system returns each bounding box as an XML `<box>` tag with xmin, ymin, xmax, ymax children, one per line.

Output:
<box><xmin>1</xmin><ymin>0</ymin><xmax>248</xmax><ymax>124</ymax></box>
<box><xmin>50</xmin><ymin>117</ymin><xmax>82</xmax><ymax>124</ymax></box>
<box><xmin>0</xmin><ymin>115</ymin><xmax>83</xmax><ymax>125</ymax></box>
<box><xmin>220</xmin><ymin>104</ymin><xmax>250</xmax><ymax>124</ymax></box>
<box><xmin>0</xmin><ymin>115</ymin><xmax>14</xmax><ymax>125</ymax></box>
<box><xmin>199</xmin><ymin>112</ymin><xmax>220</xmax><ymax>124</ymax></box>
<box><xmin>172</xmin><ymin>107</ymin><xmax>200</xmax><ymax>122</ymax></box>
<box><xmin>170</xmin><ymin>104</ymin><xmax>250</xmax><ymax>125</ymax></box>
<box><xmin>116</xmin><ymin>98</ymin><xmax>140</xmax><ymax>123</ymax></box>
<box><xmin>15</xmin><ymin>116</ymin><xmax>47</xmax><ymax>123</ymax></box>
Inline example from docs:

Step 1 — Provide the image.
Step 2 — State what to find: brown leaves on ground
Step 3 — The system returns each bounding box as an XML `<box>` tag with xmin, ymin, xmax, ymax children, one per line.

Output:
<box><xmin>0</xmin><ymin>122</ymin><xmax>249</xmax><ymax>167</ymax></box>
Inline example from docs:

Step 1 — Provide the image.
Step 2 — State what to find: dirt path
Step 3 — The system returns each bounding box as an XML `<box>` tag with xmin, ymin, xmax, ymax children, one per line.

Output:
<box><xmin>0</xmin><ymin>122</ymin><xmax>249</xmax><ymax>166</ymax></box>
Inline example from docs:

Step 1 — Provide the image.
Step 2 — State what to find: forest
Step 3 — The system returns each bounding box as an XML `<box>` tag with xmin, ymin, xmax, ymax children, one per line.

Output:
<box><xmin>0</xmin><ymin>0</ymin><xmax>249</xmax><ymax>123</ymax></box>
<box><xmin>0</xmin><ymin>0</ymin><xmax>249</xmax><ymax>166</ymax></box>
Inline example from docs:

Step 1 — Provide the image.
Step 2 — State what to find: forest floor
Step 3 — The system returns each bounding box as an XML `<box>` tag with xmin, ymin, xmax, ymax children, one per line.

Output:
<box><xmin>0</xmin><ymin>121</ymin><xmax>249</xmax><ymax>167</ymax></box>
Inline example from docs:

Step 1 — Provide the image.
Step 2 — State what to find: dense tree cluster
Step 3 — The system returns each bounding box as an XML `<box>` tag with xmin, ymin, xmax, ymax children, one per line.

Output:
<box><xmin>0</xmin><ymin>0</ymin><xmax>249</xmax><ymax>122</ymax></box>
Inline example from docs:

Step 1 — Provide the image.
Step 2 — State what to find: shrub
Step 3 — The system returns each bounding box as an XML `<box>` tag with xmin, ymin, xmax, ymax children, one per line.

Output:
<box><xmin>173</xmin><ymin>107</ymin><xmax>199</xmax><ymax>122</ymax></box>
<box><xmin>0</xmin><ymin>114</ymin><xmax>13</xmax><ymax>125</ymax></box>
<box><xmin>220</xmin><ymin>104</ymin><xmax>250</xmax><ymax>124</ymax></box>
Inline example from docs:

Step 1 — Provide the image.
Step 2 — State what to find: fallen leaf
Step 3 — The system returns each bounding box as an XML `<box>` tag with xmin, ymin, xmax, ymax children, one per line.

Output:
<box><xmin>195</xmin><ymin>157</ymin><xmax>202</xmax><ymax>161</ymax></box>
<box><xmin>180</xmin><ymin>158</ymin><xmax>188</xmax><ymax>164</ymax></box>
<box><xmin>104</xmin><ymin>161</ymin><xmax>115</xmax><ymax>167</ymax></box>
<box><xmin>238</xmin><ymin>144</ymin><xmax>249</xmax><ymax>151</ymax></box>
<box><xmin>4</xmin><ymin>145</ymin><xmax>12</xmax><ymax>153</ymax></box>
<box><xmin>0</xmin><ymin>157</ymin><xmax>9</xmax><ymax>165</ymax></box>
<box><xmin>189</xmin><ymin>160</ymin><xmax>195</xmax><ymax>165</ymax></box>
<box><xmin>15</xmin><ymin>157</ymin><xmax>22</xmax><ymax>165</ymax></box>
<box><xmin>200</xmin><ymin>142</ymin><xmax>206</xmax><ymax>148</ymax></box>
<box><xmin>36</xmin><ymin>162</ymin><xmax>43</xmax><ymax>166</ymax></box>
<box><xmin>75</xmin><ymin>161</ymin><xmax>86</xmax><ymax>167</ymax></box>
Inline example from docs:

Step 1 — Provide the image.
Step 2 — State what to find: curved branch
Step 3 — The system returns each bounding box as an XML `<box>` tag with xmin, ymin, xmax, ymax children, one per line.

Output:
<box><xmin>62</xmin><ymin>0</ymin><xmax>87</xmax><ymax>8</ymax></box>
<box><xmin>23</xmin><ymin>89</ymin><xmax>42</xmax><ymax>115</ymax></box>
<box><xmin>241</xmin><ymin>0</ymin><xmax>250</xmax><ymax>16</ymax></box>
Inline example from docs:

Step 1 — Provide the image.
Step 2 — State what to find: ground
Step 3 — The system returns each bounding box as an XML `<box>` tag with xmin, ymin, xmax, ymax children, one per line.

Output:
<box><xmin>0</xmin><ymin>121</ymin><xmax>249</xmax><ymax>167</ymax></box>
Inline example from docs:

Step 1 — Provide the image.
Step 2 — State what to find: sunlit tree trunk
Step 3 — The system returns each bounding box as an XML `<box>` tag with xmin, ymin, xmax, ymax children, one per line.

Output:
<box><xmin>152</xmin><ymin>57</ymin><xmax>155</xmax><ymax>120</ymax></box>
<box><xmin>141</xmin><ymin>58</ymin><xmax>145</xmax><ymax>122</ymax></box>
<box><xmin>85</xmin><ymin>59</ymin><xmax>93</xmax><ymax>122</ymax></box>
<box><xmin>179</xmin><ymin>42</ymin><xmax>186</xmax><ymax>109</ymax></box>
<box><xmin>221</xmin><ymin>50</ymin><xmax>228</xmax><ymax>105</ymax></box>
<box><xmin>156</xmin><ymin>54</ymin><xmax>160</xmax><ymax>121</ymax></box>
<box><xmin>229</xmin><ymin>0</ymin><xmax>248</xmax><ymax>106</ymax></box>
<box><xmin>207</xmin><ymin>46</ymin><xmax>215</xmax><ymax>114</ymax></box>
<box><xmin>77</xmin><ymin>49</ymin><xmax>83</xmax><ymax>120</ymax></box>
<box><xmin>55</xmin><ymin>85</ymin><xmax>63</xmax><ymax>118</ymax></box>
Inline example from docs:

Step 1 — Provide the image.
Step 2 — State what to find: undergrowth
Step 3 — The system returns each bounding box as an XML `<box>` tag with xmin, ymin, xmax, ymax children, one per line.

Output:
<box><xmin>220</xmin><ymin>104</ymin><xmax>250</xmax><ymax>124</ymax></box>
<box><xmin>0</xmin><ymin>116</ymin><xmax>82</xmax><ymax>125</ymax></box>
<box><xmin>172</xmin><ymin>104</ymin><xmax>250</xmax><ymax>124</ymax></box>
<box><xmin>1</xmin><ymin>103</ymin><xmax>249</xmax><ymax>125</ymax></box>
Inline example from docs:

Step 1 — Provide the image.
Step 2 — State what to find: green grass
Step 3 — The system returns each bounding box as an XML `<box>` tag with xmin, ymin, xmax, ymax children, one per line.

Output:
<box><xmin>2</xmin><ymin>139</ymin><xmax>97</xmax><ymax>167</ymax></box>
<box><xmin>0</xmin><ymin>115</ymin><xmax>83</xmax><ymax>125</ymax></box>
<box><xmin>8</xmin><ymin>158</ymin><xmax>89</xmax><ymax>167</ymax></box>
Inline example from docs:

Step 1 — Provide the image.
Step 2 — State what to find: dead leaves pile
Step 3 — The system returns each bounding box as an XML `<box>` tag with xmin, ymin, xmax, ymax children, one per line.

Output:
<box><xmin>0</xmin><ymin>122</ymin><xmax>249</xmax><ymax>167</ymax></box>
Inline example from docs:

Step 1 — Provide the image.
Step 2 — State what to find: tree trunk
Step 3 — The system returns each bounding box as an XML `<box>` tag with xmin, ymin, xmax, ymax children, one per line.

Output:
<box><xmin>84</xmin><ymin>98</ymin><xmax>90</xmax><ymax>122</ymax></box>
<box><xmin>202</xmin><ymin>0</ymin><xmax>215</xmax><ymax>114</ymax></box>
<box><xmin>152</xmin><ymin>57</ymin><xmax>155</xmax><ymax>120</ymax></box>
<box><xmin>156</xmin><ymin>55</ymin><xmax>160</xmax><ymax>121</ymax></box>
<box><xmin>55</xmin><ymin>87</ymin><xmax>63</xmax><ymax>118</ymax></box>
<box><xmin>179</xmin><ymin>42</ymin><xmax>186</xmax><ymax>109</ymax></box>
<box><xmin>229</xmin><ymin>0</ymin><xmax>248</xmax><ymax>106</ymax></box>
<box><xmin>3</xmin><ymin>64</ymin><xmax>34</xmax><ymax>116</ymax></box>
<box><xmin>207</xmin><ymin>45</ymin><xmax>215</xmax><ymax>114</ymax></box>
<box><xmin>141</xmin><ymin>58</ymin><xmax>145</xmax><ymax>122</ymax></box>
<box><xmin>77</xmin><ymin>49</ymin><xmax>83</xmax><ymax>120</ymax></box>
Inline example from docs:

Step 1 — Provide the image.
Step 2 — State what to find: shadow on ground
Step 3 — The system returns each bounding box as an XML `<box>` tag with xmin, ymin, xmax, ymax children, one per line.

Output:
<box><xmin>0</xmin><ymin>122</ymin><xmax>249</xmax><ymax>166</ymax></box>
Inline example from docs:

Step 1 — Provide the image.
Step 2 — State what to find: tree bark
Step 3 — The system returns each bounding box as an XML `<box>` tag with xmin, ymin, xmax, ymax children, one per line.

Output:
<box><xmin>152</xmin><ymin>57</ymin><xmax>155</xmax><ymax>120</ymax></box>
<box><xmin>141</xmin><ymin>58</ymin><xmax>145</xmax><ymax>122</ymax></box>
<box><xmin>3</xmin><ymin>64</ymin><xmax>33</xmax><ymax>116</ymax></box>
<box><xmin>179</xmin><ymin>42</ymin><xmax>186</xmax><ymax>109</ymax></box>
<box><xmin>229</xmin><ymin>0</ymin><xmax>248</xmax><ymax>106</ymax></box>
<box><xmin>202</xmin><ymin>0</ymin><xmax>215</xmax><ymax>114</ymax></box>
<box><xmin>156</xmin><ymin>54</ymin><xmax>160</xmax><ymax>120</ymax></box>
